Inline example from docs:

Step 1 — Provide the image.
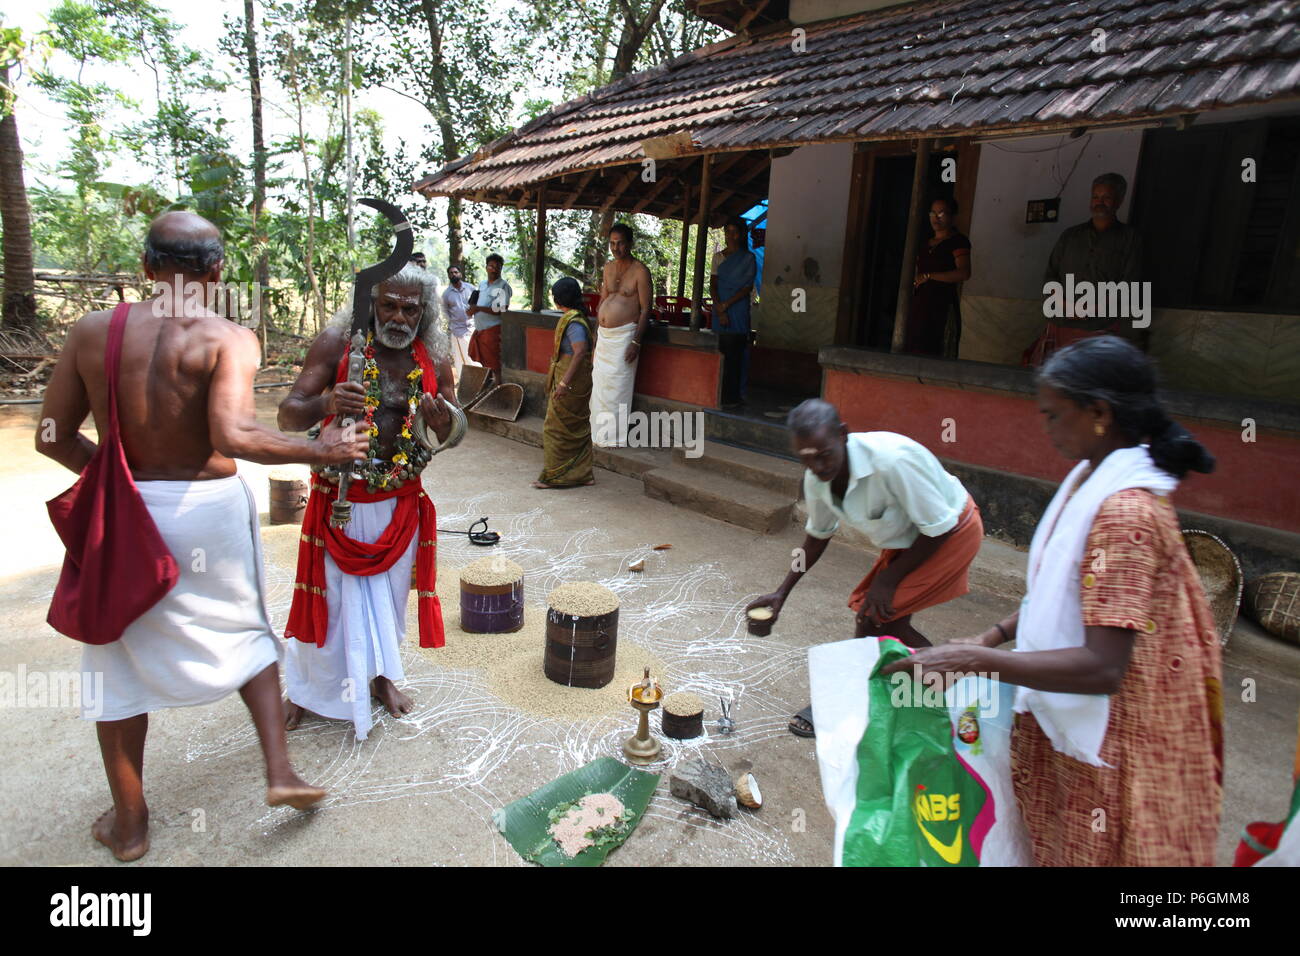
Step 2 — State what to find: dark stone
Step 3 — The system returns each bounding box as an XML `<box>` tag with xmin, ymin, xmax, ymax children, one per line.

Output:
<box><xmin>670</xmin><ymin>757</ymin><xmax>737</xmax><ymax>819</ymax></box>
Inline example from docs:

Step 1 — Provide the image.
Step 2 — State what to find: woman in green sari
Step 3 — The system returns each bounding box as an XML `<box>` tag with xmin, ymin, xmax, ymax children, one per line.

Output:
<box><xmin>533</xmin><ymin>277</ymin><xmax>595</xmax><ymax>489</ymax></box>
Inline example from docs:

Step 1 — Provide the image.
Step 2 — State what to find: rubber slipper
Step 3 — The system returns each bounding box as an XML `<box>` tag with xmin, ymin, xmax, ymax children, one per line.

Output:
<box><xmin>788</xmin><ymin>704</ymin><xmax>815</xmax><ymax>738</ymax></box>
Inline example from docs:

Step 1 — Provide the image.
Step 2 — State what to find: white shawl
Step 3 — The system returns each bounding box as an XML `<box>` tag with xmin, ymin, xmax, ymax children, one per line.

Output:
<box><xmin>1013</xmin><ymin>445</ymin><xmax>1177</xmax><ymax>766</ymax></box>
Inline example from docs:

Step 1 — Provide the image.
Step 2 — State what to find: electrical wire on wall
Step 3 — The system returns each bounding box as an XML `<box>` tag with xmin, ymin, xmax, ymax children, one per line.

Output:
<box><xmin>988</xmin><ymin>133</ymin><xmax>1094</xmax><ymax>197</ymax></box>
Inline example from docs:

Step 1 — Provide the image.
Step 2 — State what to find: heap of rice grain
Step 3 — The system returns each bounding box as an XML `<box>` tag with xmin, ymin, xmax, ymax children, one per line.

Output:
<box><xmin>548</xmin><ymin>581</ymin><xmax>619</xmax><ymax>617</ymax></box>
<box><xmin>460</xmin><ymin>556</ymin><xmax>524</xmax><ymax>587</ymax></box>
<box><xmin>663</xmin><ymin>692</ymin><xmax>704</xmax><ymax>717</ymax></box>
<box><xmin>413</xmin><ymin>572</ymin><xmax>663</xmax><ymax>721</ymax></box>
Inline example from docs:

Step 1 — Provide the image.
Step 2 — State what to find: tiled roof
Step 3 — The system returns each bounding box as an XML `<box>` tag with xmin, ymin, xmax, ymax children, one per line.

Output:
<box><xmin>414</xmin><ymin>0</ymin><xmax>1300</xmax><ymax>211</ymax></box>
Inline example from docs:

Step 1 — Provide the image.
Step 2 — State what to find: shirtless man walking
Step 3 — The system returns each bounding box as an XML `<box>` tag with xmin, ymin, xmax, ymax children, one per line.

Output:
<box><xmin>590</xmin><ymin>223</ymin><xmax>652</xmax><ymax>447</ymax></box>
<box><xmin>37</xmin><ymin>212</ymin><xmax>366</xmax><ymax>861</ymax></box>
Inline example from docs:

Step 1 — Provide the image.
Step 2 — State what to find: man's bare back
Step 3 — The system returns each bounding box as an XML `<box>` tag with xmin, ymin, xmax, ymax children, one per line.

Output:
<box><xmin>597</xmin><ymin>256</ymin><xmax>651</xmax><ymax>329</ymax></box>
<box><xmin>41</xmin><ymin>301</ymin><xmax>361</xmax><ymax>480</ymax></box>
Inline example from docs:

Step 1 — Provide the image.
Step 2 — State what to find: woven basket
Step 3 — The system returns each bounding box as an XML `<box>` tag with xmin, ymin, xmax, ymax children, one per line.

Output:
<box><xmin>1244</xmin><ymin>572</ymin><xmax>1300</xmax><ymax>646</ymax></box>
<box><xmin>1181</xmin><ymin>530</ymin><xmax>1244</xmax><ymax>646</ymax></box>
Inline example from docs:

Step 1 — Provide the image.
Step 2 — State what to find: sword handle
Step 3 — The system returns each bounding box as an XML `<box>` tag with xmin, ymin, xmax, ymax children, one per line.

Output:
<box><xmin>329</xmin><ymin>331</ymin><xmax>368</xmax><ymax>528</ymax></box>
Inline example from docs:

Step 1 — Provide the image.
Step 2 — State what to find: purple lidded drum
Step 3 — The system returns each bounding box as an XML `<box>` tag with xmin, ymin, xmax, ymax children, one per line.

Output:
<box><xmin>458</xmin><ymin>557</ymin><xmax>525</xmax><ymax>633</ymax></box>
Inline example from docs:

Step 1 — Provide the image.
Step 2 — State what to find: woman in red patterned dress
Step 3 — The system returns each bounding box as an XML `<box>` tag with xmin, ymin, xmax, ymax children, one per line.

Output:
<box><xmin>885</xmin><ymin>336</ymin><xmax>1223</xmax><ymax>865</ymax></box>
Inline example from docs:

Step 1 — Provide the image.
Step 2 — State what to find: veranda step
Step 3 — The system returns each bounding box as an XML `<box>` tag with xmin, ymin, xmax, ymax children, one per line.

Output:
<box><xmin>642</xmin><ymin>463</ymin><xmax>794</xmax><ymax>534</ymax></box>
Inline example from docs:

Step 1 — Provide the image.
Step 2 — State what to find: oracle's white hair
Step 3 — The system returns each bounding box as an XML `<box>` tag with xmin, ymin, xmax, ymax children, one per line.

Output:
<box><xmin>326</xmin><ymin>263</ymin><xmax>448</xmax><ymax>362</ymax></box>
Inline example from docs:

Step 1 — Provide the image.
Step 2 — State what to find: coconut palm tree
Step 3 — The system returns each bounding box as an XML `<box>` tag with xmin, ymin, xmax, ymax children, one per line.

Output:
<box><xmin>1</xmin><ymin>63</ymin><xmax>38</xmax><ymax>330</ymax></box>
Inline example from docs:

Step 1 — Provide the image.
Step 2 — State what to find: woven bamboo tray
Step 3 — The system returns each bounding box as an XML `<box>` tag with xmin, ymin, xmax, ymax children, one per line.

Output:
<box><xmin>1244</xmin><ymin>572</ymin><xmax>1300</xmax><ymax>646</ymax></box>
<box><xmin>1181</xmin><ymin>530</ymin><xmax>1243</xmax><ymax>646</ymax></box>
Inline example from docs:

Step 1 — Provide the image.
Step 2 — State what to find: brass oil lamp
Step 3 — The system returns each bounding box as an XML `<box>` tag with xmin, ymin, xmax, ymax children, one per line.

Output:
<box><xmin>623</xmin><ymin>667</ymin><xmax>663</xmax><ymax>765</ymax></box>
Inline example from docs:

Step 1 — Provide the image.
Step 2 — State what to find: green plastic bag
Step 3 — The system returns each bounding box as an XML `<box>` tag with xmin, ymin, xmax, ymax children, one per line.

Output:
<box><xmin>842</xmin><ymin>639</ymin><xmax>991</xmax><ymax>867</ymax></box>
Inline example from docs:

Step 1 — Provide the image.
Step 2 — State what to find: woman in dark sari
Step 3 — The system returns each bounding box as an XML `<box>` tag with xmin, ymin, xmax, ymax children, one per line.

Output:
<box><xmin>904</xmin><ymin>197</ymin><xmax>972</xmax><ymax>357</ymax></box>
<box><xmin>533</xmin><ymin>277</ymin><xmax>595</xmax><ymax>489</ymax></box>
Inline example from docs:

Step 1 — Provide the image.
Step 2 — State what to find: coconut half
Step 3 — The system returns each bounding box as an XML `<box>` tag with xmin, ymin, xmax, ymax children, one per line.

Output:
<box><xmin>735</xmin><ymin>772</ymin><xmax>762</xmax><ymax>810</ymax></box>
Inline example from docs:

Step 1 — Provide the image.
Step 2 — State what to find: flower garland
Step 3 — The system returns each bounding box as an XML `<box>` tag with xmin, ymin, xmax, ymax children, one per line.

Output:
<box><xmin>359</xmin><ymin>333</ymin><xmax>432</xmax><ymax>491</ymax></box>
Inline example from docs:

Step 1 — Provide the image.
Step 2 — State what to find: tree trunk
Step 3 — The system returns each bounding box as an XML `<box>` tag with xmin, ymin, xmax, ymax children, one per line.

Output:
<box><xmin>288</xmin><ymin>66</ymin><xmax>326</xmax><ymax>333</ymax></box>
<box><xmin>610</xmin><ymin>0</ymin><xmax>667</xmax><ymax>80</ymax></box>
<box><xmin>1</xmin><ymin>66</ymin><xmax>38</xmax><ymax>330</ymax></box>
<box><xmin>419</xmin><ymin>0</ymin><xmax>463</xmax><ymax>267</ymax></box>
<box><xmin>244</xmin><ymin>0</ymin><xmax>271</xmax><ymax>357</ymax></box>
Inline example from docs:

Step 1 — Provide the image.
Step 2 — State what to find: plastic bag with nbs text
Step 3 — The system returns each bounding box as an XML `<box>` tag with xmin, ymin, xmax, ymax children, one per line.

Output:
<box><xmin>810</xmin><ymin>636</ymin><xmax>1033</xmax><ymax>866</ymax></box>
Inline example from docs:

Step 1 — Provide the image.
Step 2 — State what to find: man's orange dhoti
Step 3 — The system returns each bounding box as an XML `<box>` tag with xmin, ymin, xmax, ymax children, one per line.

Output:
<box><xmin>467</xmin><ymin>324</ymin><xmax>501</xmax><ymax>372</ymax></box>
<box><xmin>848</xmin><ymin>495</ymin><xmax>983</xmax><ymax>622</ymax></box>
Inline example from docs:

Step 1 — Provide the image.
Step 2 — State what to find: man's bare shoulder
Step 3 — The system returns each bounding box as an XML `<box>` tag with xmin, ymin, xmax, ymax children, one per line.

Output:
<box><xmin>202</xmin><ymin>316</ymin><xmax>261</xmax><ymax>356</ymax></box>
<box><xmin>300</xmin><ymin>324</ymin><xmax>350</xmax><ymax>367</ymax></box>
<box><xmin>70</xmin><ymin>308</ymin><xmax>114</xmax><ymax>338</ymax></box>
<box><xmin>631</xmin><ymin>259</ymin><xmax>653</xmax><ymax>280</ymax></box>
<box><xmin>308</xmin><ymin>323</ymin><xmax>349</xmax><ymax>352</ymax></box>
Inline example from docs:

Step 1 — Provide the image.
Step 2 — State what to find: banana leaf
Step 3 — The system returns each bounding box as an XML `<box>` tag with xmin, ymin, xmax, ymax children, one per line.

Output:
<box><xmin>493</xmin><ymin>757</ymin><xmax>659</xmax><ymax>867</ymax></box>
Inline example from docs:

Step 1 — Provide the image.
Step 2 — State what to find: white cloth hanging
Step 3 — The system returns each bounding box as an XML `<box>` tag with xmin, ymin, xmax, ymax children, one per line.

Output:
<box><xmin>1013</xmin><ymin>445</ymin><xmax>1177</xmax><ymax>767</ymax></box>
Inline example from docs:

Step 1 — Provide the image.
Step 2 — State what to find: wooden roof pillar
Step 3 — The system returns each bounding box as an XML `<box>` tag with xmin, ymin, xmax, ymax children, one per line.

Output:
<box><xmin>891</xmin><ymin>138</ymin><xmax>932</xmax><ymax>353</ymax></box>
<box><xmin>531</xmin><ymin>186</ymin><xmax>548</xmax><ymax>311</ymax></box>
<box><xmin>690</xmin><ymin>155</ymin><xmax>713</xmax><ymax>332</ymax></box>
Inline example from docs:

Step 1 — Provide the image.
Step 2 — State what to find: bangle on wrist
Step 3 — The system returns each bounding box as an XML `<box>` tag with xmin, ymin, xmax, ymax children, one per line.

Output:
<box><xmin>994</xmin><ymin>622</ymin><xmax>1009</xmax><ymax>644</ymax></box>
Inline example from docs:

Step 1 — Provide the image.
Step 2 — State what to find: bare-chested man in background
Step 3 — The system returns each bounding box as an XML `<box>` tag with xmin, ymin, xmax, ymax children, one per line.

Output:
<box><xmin>37</xmin><ymin>211</ymin><xmax>367</xmax><ymax>861</ymax></box>
<box><xmin>590</xmin><ymin>222</ymin><xmax>652</xmax><ymax>447</ymax></box>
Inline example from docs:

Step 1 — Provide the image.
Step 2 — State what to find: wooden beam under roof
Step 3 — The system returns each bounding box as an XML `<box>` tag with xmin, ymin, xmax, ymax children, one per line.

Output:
<box><xmin>597</xmin><ymin>167</ymin><xmax>642</xmax><ymax>216</ymax></box>
<box><xmin>562</xmin><ymin>169</ymin><xmax>598</xmax><ymax>209</ymax></box>
<box><xmin>631</xmin><ymin>158</ymin><xmax>689</xmax><ymax>214</ymax></box>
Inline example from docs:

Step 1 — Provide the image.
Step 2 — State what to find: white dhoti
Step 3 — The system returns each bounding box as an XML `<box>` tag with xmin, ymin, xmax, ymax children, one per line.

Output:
<box><xmin>589</xmin><ymin>322</ymin><xmax>639</xmax><ymax>447</ymax></box>
<box><xmin>283</xmin><ymin>498</ymin><xmax>415</xmax><ymax>740</ymax></box>
<box><xmin>79</xmin><ymin>475</ymin><xmax>279</xmax><ymax>722</ymax></box>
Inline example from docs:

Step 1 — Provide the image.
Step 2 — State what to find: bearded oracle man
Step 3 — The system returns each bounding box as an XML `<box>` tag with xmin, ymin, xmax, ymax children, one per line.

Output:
<box><xmin>278</xmin><ymin>263</ymin><xmax>466</xmax><ymax>740</ymax></box>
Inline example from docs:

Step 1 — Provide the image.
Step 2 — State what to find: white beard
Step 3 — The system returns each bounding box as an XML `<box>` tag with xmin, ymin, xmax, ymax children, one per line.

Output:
<box><xmin>376</xmin><ymin>320</ymin><xmax>417</xmax><ymax>350</ymax></box>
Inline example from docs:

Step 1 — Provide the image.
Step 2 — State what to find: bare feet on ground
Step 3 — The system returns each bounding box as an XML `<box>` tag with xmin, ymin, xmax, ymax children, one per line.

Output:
<box><xmin>372</xmin><ymin>676</ymin><xmax>413</xmax><ymax>718</ymax></box>
<box><xmin>284</xmin><ymin>701</ymin><xmax>309</xmax><ymax>730</ymax></box>
<box><xmin>92</xmin><ymin>808</ymin><xmax>150</xmax><ymax>862</ymax></box>
<box><xmin>266</xmin><ymin>771</ymin><xmax>327</xmax><ymax>811</ymax></box>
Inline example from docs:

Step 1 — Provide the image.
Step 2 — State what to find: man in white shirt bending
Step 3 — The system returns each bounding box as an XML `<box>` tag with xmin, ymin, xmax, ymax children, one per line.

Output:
<box><xmin>747</xmin><ymin>399</ymin><xmax>984</xmax><ymax>737</ymax></box>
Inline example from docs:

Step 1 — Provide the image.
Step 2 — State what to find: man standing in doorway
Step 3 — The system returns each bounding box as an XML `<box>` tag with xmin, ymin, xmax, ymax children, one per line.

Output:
<box><xmin>466</xmin><ymin>253</ymin><xmax>511</xmax><ymax>376</ymax></box>
<box><xmin>590</xmin><ymin>223</ymin><xmax>652</xmax><ymax>447</ymax></box>
<box><xmin>1025</xmin><ymin>172</ymin><xmax>1142</xmax><ymax>365</ymax></box>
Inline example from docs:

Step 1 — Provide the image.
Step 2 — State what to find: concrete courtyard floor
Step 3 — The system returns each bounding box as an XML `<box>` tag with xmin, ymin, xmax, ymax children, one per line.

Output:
<box><xmin>1</xmin><ymin>393</ymin><xmax>1297</xmax><ymax>867</ymax></box>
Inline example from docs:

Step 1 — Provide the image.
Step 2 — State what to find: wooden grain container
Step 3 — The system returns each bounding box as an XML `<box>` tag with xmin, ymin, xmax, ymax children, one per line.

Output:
<box><xmin>661</xmin><ymin>693</ymin><xmax>705</xmax><ymax>740</ymax></box>
<box><xmin>543</xmin><ymin>607</ymin><xmax>618</xmax><ymax>688</ymax></box>
<box><xmin>269</xmin><ymin>473</ymin><xmax>309</xmax><ymax>525</ymax></box>
<box><xmin>460</xmin><ymin>578</ymin><xmax>525</xmax><ymax>633</ymax></box>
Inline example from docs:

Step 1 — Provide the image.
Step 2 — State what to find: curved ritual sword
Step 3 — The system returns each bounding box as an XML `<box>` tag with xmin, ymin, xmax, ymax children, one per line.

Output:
<box><xmin>330</xmin><ymin>197</ymin><xmax>415</xmax><ymax>528</ymax></box>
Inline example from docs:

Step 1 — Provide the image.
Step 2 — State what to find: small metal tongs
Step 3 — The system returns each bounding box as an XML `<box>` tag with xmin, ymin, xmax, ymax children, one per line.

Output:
<box><xmin>717</xmin><ymin>696</ymin><xmax>735</xmax><ymax>735</ymax></box>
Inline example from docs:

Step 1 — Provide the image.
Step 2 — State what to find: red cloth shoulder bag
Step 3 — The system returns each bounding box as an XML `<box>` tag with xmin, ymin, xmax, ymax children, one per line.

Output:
<box><xmin>46</xmin><ymin>302</ymin><xmax>180</xmax><ymax>644</ymax></box>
